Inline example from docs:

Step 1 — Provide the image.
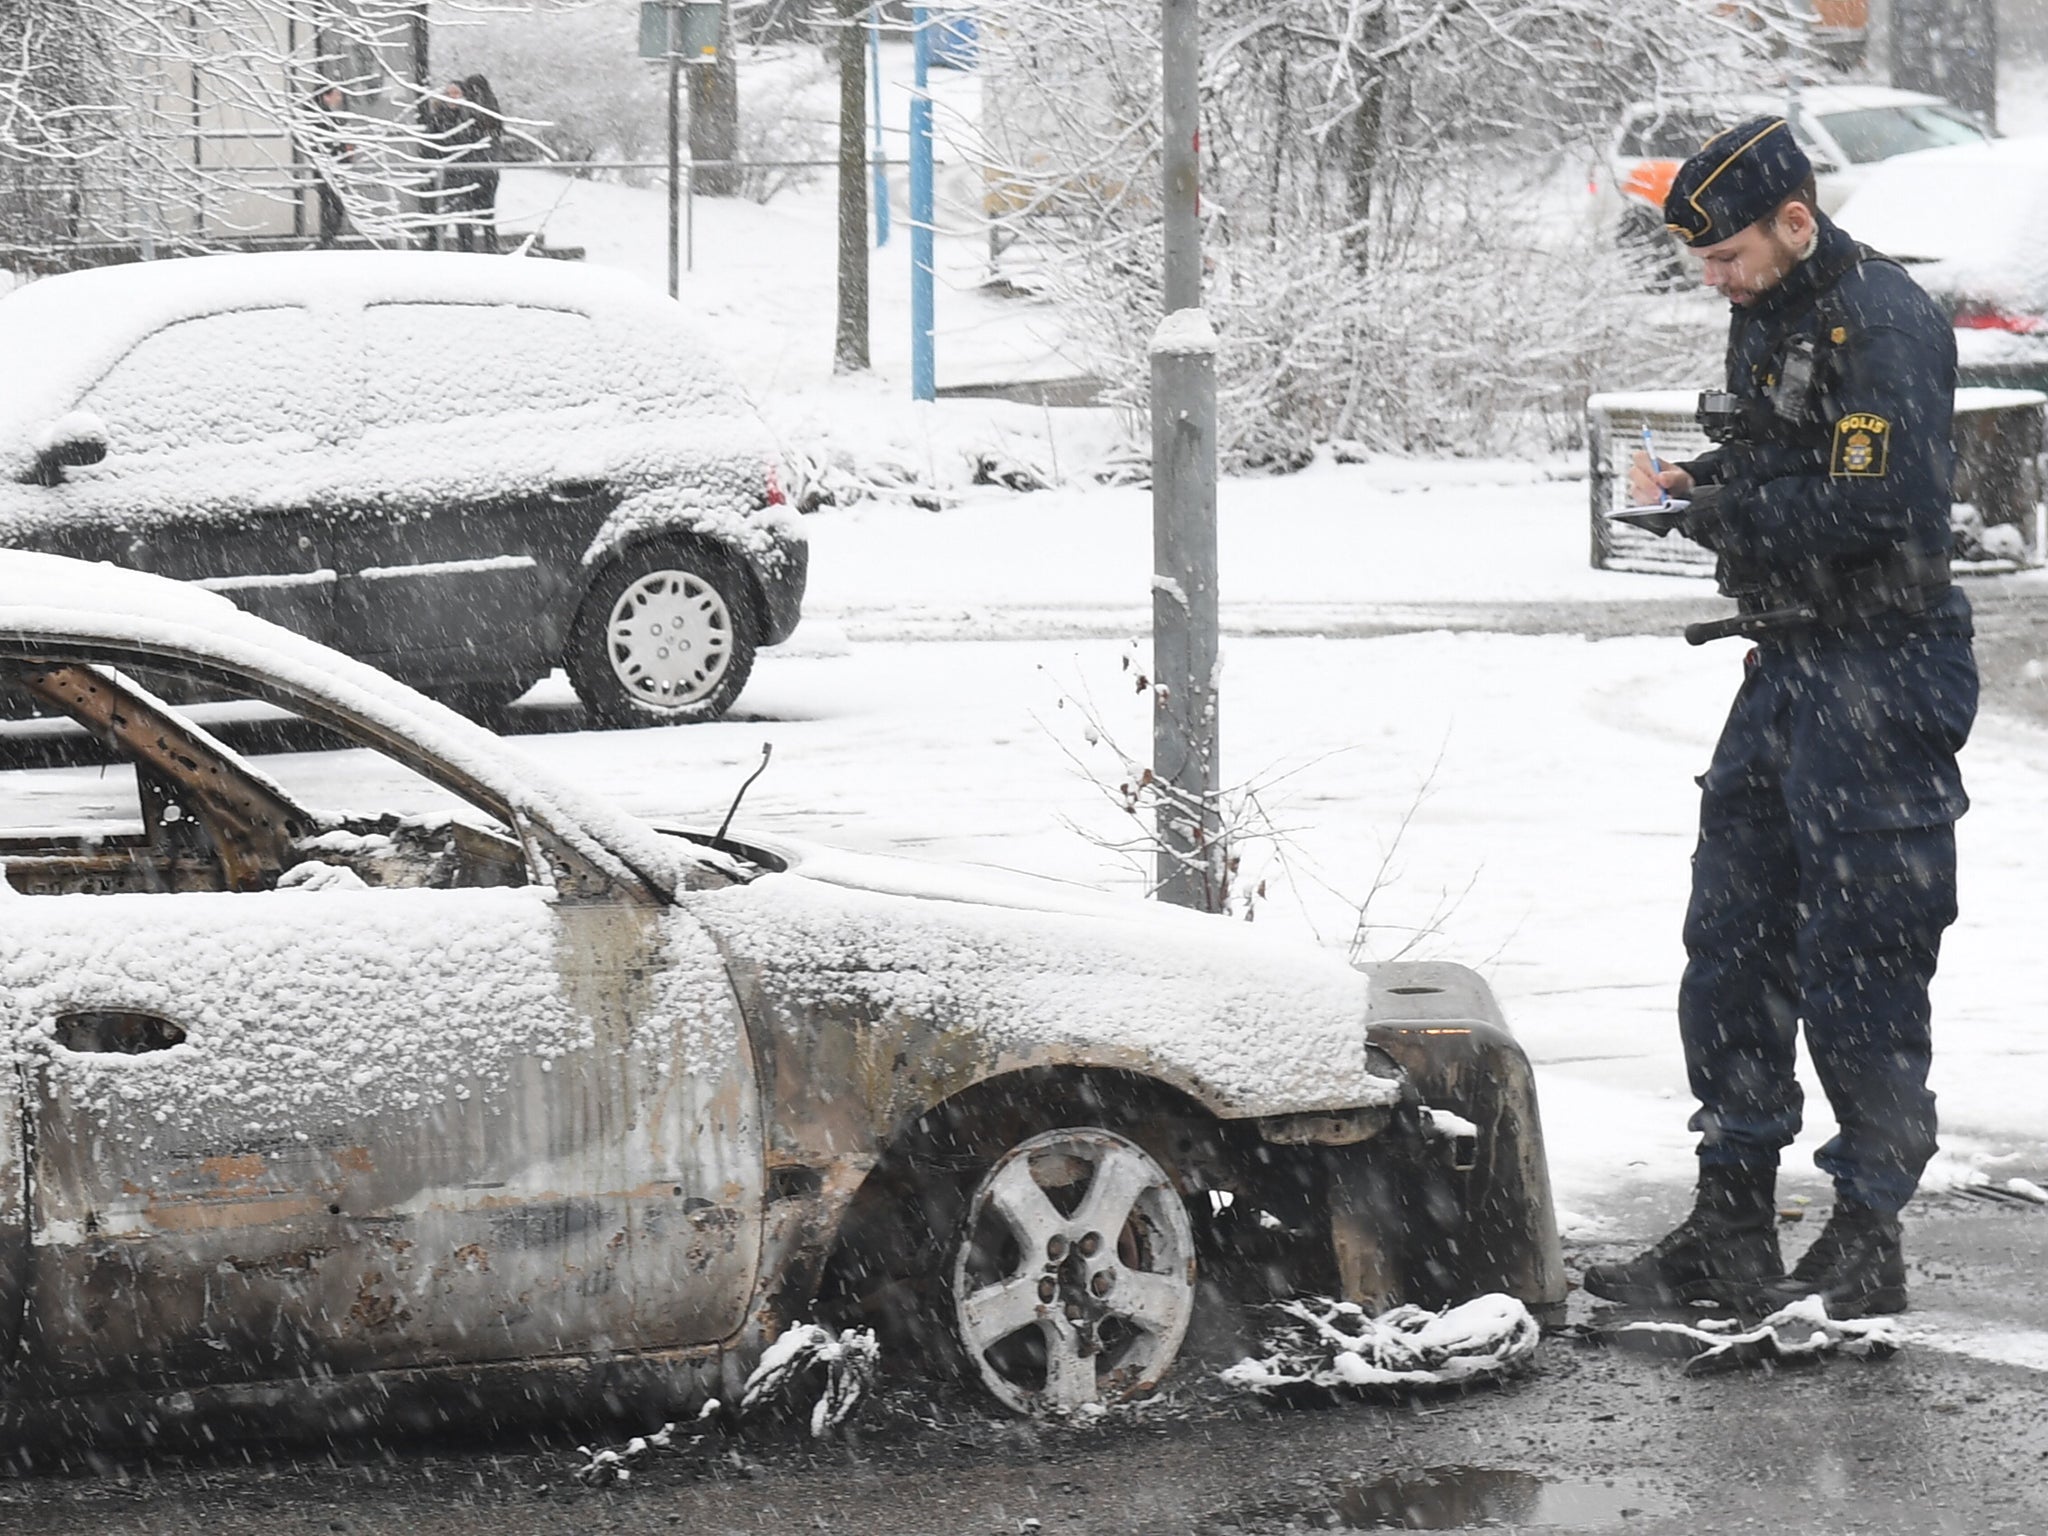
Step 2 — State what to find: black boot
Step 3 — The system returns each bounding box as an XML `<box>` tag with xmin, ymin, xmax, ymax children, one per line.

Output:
<box><xmin>1582</xmin><ymin>1163</ymin><xmax>1782</xmax><ymax>1309</ymax></box>
<box><xmin>1750</xmin><ymin>1203</ymin><xmax>1907</xmax><ymax>1318</ymax></box>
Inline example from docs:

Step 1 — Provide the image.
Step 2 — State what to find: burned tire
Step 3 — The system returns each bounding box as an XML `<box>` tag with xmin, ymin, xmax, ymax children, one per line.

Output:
<box><xmin>565</xmin><ymin>541</ymin><xmax>758</xmax><ymax>728</ymax></box>
<box><xmin>947</xmin><ymin>1126</ymin><xmax>1197</xmax><ymax>1415</ymax></box>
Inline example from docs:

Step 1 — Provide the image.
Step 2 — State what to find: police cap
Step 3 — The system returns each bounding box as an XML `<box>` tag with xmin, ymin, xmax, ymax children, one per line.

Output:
<box><xmin>1662</xmin><ymin>116</ymin><xmax>1812</xmax><ymax>248</ymax></box>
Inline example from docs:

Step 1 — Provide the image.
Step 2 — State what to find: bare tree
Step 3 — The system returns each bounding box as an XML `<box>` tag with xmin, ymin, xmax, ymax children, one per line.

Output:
<box><xmin>970</xmin><ymin>0</ymin><xmax>1793</xmax><ymax>466</ymax></box>
<box><xmin>0</xmin><ymin>0</ymin><xmax>555</xmax><ymax>255</ymax></box>
<box><xmin>689</xmin><ymin>0</ymin><xmax>742</xmax><ymax>195</ymax></box>
<box><xmin>832</xmin><ymin>0</ymin><xmax>869</xmax><ymax>372</ymax></box>
<box><xmin>1890</xmin><ymin>0</ymin><xmax>1999</xmax><ymax>124</ymax></box>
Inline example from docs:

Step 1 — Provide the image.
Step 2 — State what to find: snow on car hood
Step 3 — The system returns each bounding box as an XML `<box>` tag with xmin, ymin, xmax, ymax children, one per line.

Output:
<box><xmin>0</xmin><ymin>550</ymin><xmax>715</xmax><ymax>892</ymax></box>
<box><xmin>682</xmin><ymin>847</ymin><xmax>1399</xmax><ymax>1123</ymax></box>
<box><xmin>1835</xmin><ymin>139</ymin><xmax>2048</xmax><ymax>309</ymax></box>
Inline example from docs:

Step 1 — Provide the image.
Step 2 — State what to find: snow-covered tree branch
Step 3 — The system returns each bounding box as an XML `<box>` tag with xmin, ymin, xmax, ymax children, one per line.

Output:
<box><xmin>0</xmin><ymin>0</ymin><xmax>557</xmax><ymax>251</ymax></box>
<box><xmin>971</xmin><ymin>0</ymin><xmax>1813</xmax><ymax>467</ymax></box>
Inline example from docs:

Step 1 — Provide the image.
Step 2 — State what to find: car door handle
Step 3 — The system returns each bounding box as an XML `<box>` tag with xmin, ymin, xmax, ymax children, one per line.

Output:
<box><xmin>549</xmin><ymin>479</ymin><xmax>606</xmax><ymax>502</ymax></box>
<box><xmin>52</xmin><ymin>1010</ymin><xmax>187</xmax><ymax>1054</ymax></box>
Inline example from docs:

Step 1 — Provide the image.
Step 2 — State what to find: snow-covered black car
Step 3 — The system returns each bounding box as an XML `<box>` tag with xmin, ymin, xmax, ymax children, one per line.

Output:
<box><xmin>1834</xmin><ymin>136</ymin><xmax>2048</xmax><ymax>397</ymax></box>
<box><xmin>0</xmin><ymin>252</ymin><xmax>804</xmax><ymax>726</ymax></box>
<box><xmin>0</xmin><ymin>553</ymin><xmax>1563</xmax><ymax>1442</ymax></box>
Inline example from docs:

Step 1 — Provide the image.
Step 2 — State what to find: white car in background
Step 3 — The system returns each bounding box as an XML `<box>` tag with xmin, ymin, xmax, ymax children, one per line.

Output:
<box><xmin>1599</xmin><ymin>85</ymin><xmax>1990</xmax><ymax>285</ymax></box>
<box><xmin>1834</xmin><ymin>135</ymin><xmax>2048</xmax><ymax>395</ymax></box>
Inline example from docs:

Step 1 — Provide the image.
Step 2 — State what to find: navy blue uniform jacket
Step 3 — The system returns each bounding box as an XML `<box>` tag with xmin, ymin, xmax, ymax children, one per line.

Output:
<box><xmin>1682</xmin><ymin>215</ymin><xmax>1964</xmax><ymax>594</ymax></box>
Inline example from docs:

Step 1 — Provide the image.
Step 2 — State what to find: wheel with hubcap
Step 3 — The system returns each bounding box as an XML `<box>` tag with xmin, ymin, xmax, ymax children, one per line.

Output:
<box><xmin>566</xmin><ymin>543</ymin><xmax>758</xmax><ymax>727</ymax></box>
<box><xmin>950</xmin><ymin>1126</ymin><xmax>1197</xmax><ymax>1415</ymax></box>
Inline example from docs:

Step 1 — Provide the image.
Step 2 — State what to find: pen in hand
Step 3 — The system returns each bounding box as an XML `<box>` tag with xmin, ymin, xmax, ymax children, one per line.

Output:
<box><xmin>1640</xmin><ymin>424</ymin><xmax>1670</xmax><ymax>506</ymax></box>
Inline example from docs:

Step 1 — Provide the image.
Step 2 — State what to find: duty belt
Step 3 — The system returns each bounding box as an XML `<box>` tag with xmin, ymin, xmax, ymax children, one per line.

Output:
<box><xmin>1685</xmin><ymin>549</ymin><xmax>1952</xmax><ymax>646</ymax></box>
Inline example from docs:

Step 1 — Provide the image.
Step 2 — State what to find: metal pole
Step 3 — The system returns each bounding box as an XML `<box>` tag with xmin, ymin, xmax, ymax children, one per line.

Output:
<box><xmin>686</xmin><ymin>79</ymin><xmax>696</xmax><ymax>273</ymax></box>
<box><xmin>1152</xmin><ymin>0</ymin><xmax>1220</xmax><ymax>911</ymax></box>
<box><xmin>910</xmin><ymin>5</ymin><xmax>935</xmax><ymax>401</ymax></box>
<box><xmin>667</xmin><ymin>48</ymin><xmax>681</xmax><ymax>298</ymax></box>
<box><xmin>869</xmin><ymin>5</ymin><xmax>890</xmax><ymax>247</ymax></box>
<box><xmin>1161</xmin><ymin>0</ymin><xmax>1200</xmax><ymax>312</ymax></box>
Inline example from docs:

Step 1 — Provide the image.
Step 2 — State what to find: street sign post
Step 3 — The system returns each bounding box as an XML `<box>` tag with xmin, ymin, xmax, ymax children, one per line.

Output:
<box><xmin>639</xmin><ymin>1</ymin><xmax>722</xmax><ymax>298</ymax></box>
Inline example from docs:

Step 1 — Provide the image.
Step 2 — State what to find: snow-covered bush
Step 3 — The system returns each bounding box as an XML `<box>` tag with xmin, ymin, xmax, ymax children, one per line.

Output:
<box><xmin>971</xmin><ymin>0</ymin><xmax>1802</xmax><ymax>467</ymax></box>
<box><xmin>731</xmin><ymin>48</ymin><xmax>835</xmax><ymax>204</ymax></box>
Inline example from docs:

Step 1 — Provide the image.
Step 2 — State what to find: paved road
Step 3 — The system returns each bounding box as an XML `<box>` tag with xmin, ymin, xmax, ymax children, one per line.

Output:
<box><xmin>7</xmin><ymin>1185</ymin><xmax>2046</xmax><ymax>1535</ymax></box>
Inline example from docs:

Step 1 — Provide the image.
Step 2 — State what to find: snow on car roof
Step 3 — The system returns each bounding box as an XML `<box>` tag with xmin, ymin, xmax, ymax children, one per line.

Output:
<box><xmin>1771</xmin><ymin>84</ymin><xmax>1954</xmax><ymax>114</ymax></box>
<box><xmin>0</xmin><ymin>548</ymin><xmax>708</xmax><ymax>891</ymax></box>
<box><xmin>0</xmin><ymin>250</ymin><xmax>708</xmax><ymax>450</ymax></box>
<box><xmin>1644</xmin><ymin>84</ymin><xmax>1956</xmax><ymax>116</ymax></box>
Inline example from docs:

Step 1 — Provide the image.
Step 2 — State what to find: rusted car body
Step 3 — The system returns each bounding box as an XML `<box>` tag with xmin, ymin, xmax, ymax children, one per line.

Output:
<box><xmin>0</xmin><ymin>551</ymin><xmax>1564</xmax><ymax>1443</ymax></box>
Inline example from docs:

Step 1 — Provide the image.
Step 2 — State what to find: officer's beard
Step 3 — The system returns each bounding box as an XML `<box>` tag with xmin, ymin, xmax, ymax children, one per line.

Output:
<box><xmin>1730</xmin><ymin>220</ymin><xmax>1817</xmax><ymax>305</ymax></box>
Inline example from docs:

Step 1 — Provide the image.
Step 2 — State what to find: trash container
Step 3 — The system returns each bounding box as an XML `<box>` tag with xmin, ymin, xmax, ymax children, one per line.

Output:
<box><xmin>1586</xmin><ymin>386</ymin><xmax>2047</xmax><ymax>574</ymax></box>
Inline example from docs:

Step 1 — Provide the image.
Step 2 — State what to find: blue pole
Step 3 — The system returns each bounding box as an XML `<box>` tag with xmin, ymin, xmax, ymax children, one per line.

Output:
<box><xmin>868</xmin><ymin>5</ymin><xmax>889</xmax><ymax>247</ymax></box>
<box><xmin>909</xmin><ymin>5</ymin><xmax>935</xmax><ymax>402</ymax></box>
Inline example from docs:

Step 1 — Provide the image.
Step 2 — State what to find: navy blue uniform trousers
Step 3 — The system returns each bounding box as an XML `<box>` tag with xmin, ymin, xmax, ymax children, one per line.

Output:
<box><xmin>1679</xmin><ymin>618</ymin><xmax>1976</xmax><ymax>1214</ymax></box>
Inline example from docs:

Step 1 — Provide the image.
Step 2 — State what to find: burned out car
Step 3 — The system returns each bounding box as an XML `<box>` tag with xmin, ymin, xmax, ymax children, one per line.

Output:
<box><xmin>0</xmin><ymin>552</ymin><xmax>1563</xmax><ymax>1441</ymax></box>
<box><xmin>0</xmin><ymin>251</ymin><xmax>804</xmax><ymax>726</ymax></box>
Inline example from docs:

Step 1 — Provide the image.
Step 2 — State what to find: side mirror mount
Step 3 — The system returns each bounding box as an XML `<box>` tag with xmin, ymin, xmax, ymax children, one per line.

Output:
<box><xmin>29</xmin><ymin>411</ymin><xmax>108</xmax><ymax>485</ymax></box>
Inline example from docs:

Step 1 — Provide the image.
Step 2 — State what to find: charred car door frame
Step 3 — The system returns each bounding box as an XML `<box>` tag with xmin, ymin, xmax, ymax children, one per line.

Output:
<box><xmin>0</xmin><ymin>650</ymin><xmax>765</xmax><ymax>1400</ymax></box>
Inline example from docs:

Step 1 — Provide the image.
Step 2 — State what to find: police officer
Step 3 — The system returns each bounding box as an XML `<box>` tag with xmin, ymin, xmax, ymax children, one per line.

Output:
<box><xmin>1582</xmin><ymin>118</ymin><xmax>1977</xmax><ymax>1318</ymax></box>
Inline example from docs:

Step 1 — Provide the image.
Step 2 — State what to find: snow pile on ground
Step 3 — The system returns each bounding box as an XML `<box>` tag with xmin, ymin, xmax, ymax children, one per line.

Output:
<box><xmin>738</xmin><ymin>1322</ymin><xmax>881</xmax><ymax>1438</ymax></box>
<box><xmin>1599</xmin><ymin>1297</ymin><xmax>1903</xmax><ymax>1378</ymax></box>
<box><xmin>1222</xmin><ymin>1293</ymin><xmax>1541</xmax><ymax>1394</ymax></box>
<box><xmin>572</xmin><ymin>1323</ymin><xmax>879</xmax><ymax>1485</ymax></box>
<box><xmin>573</xmin><ymin>1422</ymin><xmax>687</xmax><ymax>1487</ymax></box>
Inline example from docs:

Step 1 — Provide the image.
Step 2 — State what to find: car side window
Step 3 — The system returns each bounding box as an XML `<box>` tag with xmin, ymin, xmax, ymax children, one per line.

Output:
<box><xmin>79</xmin><ymin>307</ymin><xmax>334</xmax><ymax>459</ymax></box>
<box><xmin>359</xmin><ymin>303</ymin><xmax>604</xmax><ymax>428</ymax></box>
<box><xmin>0</xmin><ymin>663</ymin><xmax>531</xmax><ymax>897</ymax></box>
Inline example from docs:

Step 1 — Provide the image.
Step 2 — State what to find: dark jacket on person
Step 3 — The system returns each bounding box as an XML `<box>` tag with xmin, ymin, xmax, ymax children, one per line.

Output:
<box><xmin>1678</xmin><ymin>213</ymin><xmax>1963</xmax><ymax>635</ymax></box>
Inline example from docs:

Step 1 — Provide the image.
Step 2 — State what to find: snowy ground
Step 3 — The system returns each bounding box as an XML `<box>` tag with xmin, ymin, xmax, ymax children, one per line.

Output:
<box><xmin>9</xmin><ymin>39</ymin><xmax>2048</xmax><ymax>1383</ymax></box>
<box><xmin>486</xmin><ymin>42</ymin><xmax>2048</xmax><ymax>1249</ymax></box>
<box><xmin>530</xmin><ymin>486</ymin><xmax>2048</xmax><ymax>1238</ymax></box>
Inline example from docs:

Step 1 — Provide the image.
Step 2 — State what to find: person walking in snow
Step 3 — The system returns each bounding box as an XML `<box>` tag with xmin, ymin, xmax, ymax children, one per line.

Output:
<box><xmin>1582</xmin><ymin>117</ymin><xmax>1976</xmax><ymax>1320</ymax></box>
<box><xmin>419</xmin><ymin>76</ymin><xmax>505</xmax><ymax>253</ymax></box>
<box><xmin>304</xmin><ymin>83</ymin><xmax>355</xmax><ymax>248</ymax></box>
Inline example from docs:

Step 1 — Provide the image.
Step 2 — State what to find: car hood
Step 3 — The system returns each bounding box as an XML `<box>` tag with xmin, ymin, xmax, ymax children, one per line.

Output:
<box><xmin>1836</xmin><ymin>141</ymin><xmax>2048</xmax><ymax>298</ymax></box>
<box><xmin>662</xmin><ymin>828</ymin><xmax>1401</xmax><ymax>1123</ymax></box>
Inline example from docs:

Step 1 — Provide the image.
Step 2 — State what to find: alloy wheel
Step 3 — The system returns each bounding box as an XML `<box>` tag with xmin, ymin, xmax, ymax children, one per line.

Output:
<box><xmin>952</xmin><ymin>1127</ymin><xmax>1196</xmax><ymax>1415</ymax></box>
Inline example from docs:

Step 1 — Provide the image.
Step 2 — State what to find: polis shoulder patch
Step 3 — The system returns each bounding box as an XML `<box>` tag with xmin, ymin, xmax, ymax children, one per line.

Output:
<box><xmin>1831</xmin><ymin>413</ymin><xmax>1890</xmax><ymax>478</ymax></box>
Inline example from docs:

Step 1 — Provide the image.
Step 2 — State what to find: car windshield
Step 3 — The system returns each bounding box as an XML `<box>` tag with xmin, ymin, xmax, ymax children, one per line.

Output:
<box><xmin>1815</xmin><ymin>104</ymin><xmax>1987</xmax><ymax>164</ymax></box>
